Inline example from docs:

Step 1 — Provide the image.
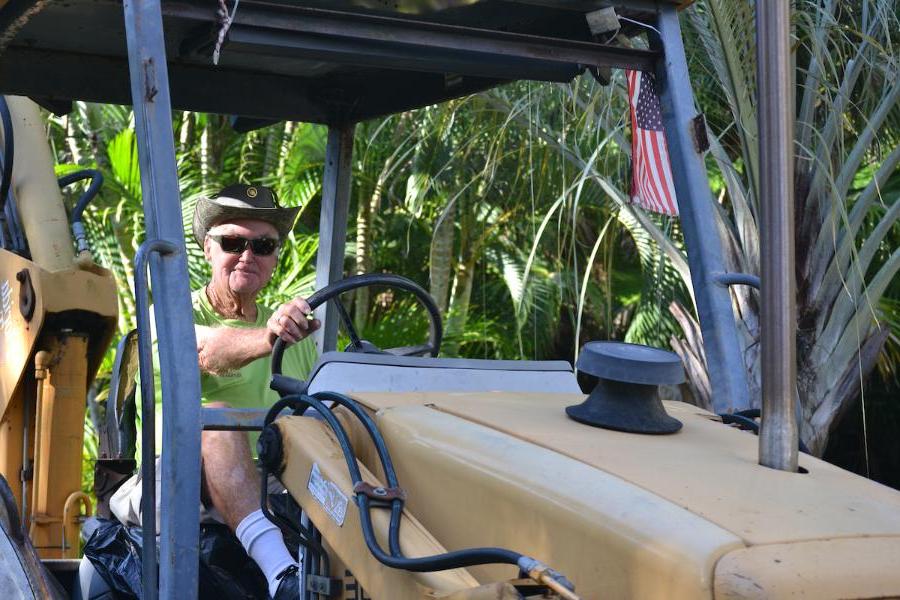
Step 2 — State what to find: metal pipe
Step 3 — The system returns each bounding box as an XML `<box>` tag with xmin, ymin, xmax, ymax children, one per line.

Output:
<box><xmin>757</xmin><ymin>0</ymin><xmax>798</xmax><ymax>472</ymax></box>
<box><xmin>28</xmin><ymin>350</ymin><xmax>50</xmax><ymax>537</ymax></box>
<box><xmin>122</xmin><ymin>0</ymin><xmax>204</xmax><ymax>595</ymax></box>
<box><xmin>61</xmin><ymin>491</ymin><xmax>92</xmax><ymax>558</ymax></box>
<box><xmin>314</xmin><ymin>124</ymin><xmax>355</xmax><ymax>354</ymax></box>
<box><xmin>134</xmin><ymin>238</ymin><xmax>178</xmax><ymax>600</ymax></box>
<box><xmin>21</xmin><ymin>382</ymin><xmax>29</xmax><ymax>531</ymax></box>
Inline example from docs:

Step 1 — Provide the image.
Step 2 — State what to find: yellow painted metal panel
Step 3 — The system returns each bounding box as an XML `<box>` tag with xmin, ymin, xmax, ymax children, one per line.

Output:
<box><xmin>353</xmin><ymin>392</ymin><xmax>900</xmax><ymax>546</ymax></box>
<box><xmin>369</xmin><ymin>404</ymin><xmax>744</xmax><ymax>599</ymax></box>
<box><xmin>29</xmin><ymin>335</ymin><xmax>89</xmax><ymax>558</ymax></box>
<box><xmin>0</xmin><ymin>250</ymin><xmax>116</xmax><ymax>419</ymax></box>
<box><xmin>714</xmin><ymin>538</ymin><xmax>900</xmax><ymax>599</ymax></box>
<box><xmin>0</xmin><ymin>383</ymin><xmax>26</xmax><ymax>522</ymax></box>
<box><xmin>5</xmin><ymin>96</ymin><xmax>74</xmax><ymax>272</ymax></box>
<box><xmin>0</xmin><ymin>250</ymin><xmax>46</xmax><ymax>419</ymax></box>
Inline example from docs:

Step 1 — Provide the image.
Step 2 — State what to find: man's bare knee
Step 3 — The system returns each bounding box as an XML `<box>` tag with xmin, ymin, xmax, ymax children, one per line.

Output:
<box><xmin>199</xmin><ymin>402</ymin><xmax>260</xmax><ymax>529</ymax></box>
<box><xmin>201</xmin><ymin>402</ymin><xmax>248</xmax><ymax>456</ymax></box>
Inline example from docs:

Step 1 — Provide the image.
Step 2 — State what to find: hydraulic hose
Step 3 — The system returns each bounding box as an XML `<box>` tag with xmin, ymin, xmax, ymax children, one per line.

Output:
<box><xmin>261</xmin><ymin>391</ymin><xmax>578</xmax><ymax>595</ymax></box>
<box><xmin>719</xmin><ymin>408</ymin><xmax>810</xmax><ymax>454</ymax></box>
<box><xmin>58</xmin><ymin>169</ymin><xmax>103</xmax><ymax>256</ymax></box>
<box><xmin>311</xmin><ymin>390</ymin><xmax>404</xmax><ymax>557</ymax></box>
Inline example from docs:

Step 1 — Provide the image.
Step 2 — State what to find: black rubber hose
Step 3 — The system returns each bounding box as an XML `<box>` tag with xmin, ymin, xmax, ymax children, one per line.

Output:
<box><xmin>58</xmin><ymin>169</ymin><xmax>104</xmax><ymax>223</ymax></box>
<box><xmin>58</xmin><ymin>169</ymin><xmax>104</xmax><ymax>254</ymax></box>
<box><xmin>0</xmin><ymin>97</ymin><xmax>14</xmax><ymax>215</ymax></box>
<box><xmin>720</xmin><ymin>413</ymin><xmax>759</xmax><ymax>433</ymax></box>
<box><xmin>269</xmin><ymin>393</ymin><xmax>526</xmax><ymax>573</ymax></box>
<box><xmin>311</xmin><ymin>391</ymin><xmax>399</xmax><ymax>487</ymax></box>
<box><xmin>356</xmin><ymin>498</ymin><xmax>522</xmax><ymax>571</ymax></box>
<box><xmin>319</xmin><ymin>388</ymin><xmax>521</xmax><ymax>569</ymax></box>
<box><xmin>720</xmin><ymin>410</ymin><xmax>810</xmax><ymax>454</ymax></box>
<box><xmin>734</xmin><ymin>408</ymin><xmax>761</xmax><ymax>419</ymax></box>
<box><xmin>312</xmin><ymin>390</ymin><xmax>403</xmax><ymax>556</ymax></box>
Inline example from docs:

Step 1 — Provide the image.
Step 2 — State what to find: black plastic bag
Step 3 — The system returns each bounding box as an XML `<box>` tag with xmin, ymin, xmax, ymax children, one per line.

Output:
<box><xmin>83</xmin><ymin>519</ymin><xmax>144</xmax><ymax>599</ymax></box>
<box><xmin>83</xmin><ymin>518</ymin><xmax>267</xmax><ymax>600</ymax></box>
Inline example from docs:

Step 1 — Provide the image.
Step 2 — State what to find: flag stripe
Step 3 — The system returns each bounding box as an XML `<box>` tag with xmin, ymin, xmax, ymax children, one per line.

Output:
<box><xmin>627</xmin><ymin>69</ymin><xmax>679</xmax><ymax>216</ymax></box>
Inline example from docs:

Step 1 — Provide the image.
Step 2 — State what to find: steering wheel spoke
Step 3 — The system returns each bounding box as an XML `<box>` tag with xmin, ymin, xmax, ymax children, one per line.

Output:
<box><xmin>333</xmin><ymin>296</ymin><xmax>364</xmax><ymax>352</ymax></box>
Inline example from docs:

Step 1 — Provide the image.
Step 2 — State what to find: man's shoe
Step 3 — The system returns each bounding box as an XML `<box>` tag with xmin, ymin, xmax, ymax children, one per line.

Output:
<box><xmin>270</xmin><ymin>564</ymin><xmax>299</xmax><ymax>600</ymax></box>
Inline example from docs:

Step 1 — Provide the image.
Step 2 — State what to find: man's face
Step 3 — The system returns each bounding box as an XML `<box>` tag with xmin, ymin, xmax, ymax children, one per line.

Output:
<box><xmin>204</xmin><ymin>219</ymin><xmax>280</xmax><ymax>297</ymax></box>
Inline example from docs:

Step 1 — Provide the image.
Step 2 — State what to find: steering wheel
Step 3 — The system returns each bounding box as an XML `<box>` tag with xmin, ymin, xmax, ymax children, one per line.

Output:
<box><xmin>270</xmin><ymin>273</ymin><xmax>442</xmax><ymax>378</ymax></box>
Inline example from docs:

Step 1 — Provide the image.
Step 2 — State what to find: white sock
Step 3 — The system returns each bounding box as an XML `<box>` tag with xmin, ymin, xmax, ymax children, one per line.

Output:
<box><xmin>235</xmin><ymin>509</ymin><xmax>297</xmax><ymax>597</ymax></box>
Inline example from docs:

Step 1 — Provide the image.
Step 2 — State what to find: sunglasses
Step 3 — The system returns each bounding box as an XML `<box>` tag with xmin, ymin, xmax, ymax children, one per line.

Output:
<box><xmin>208</xmin><ymin>234</ymin><xmax>279</xmax><ymax>256</ymax></box>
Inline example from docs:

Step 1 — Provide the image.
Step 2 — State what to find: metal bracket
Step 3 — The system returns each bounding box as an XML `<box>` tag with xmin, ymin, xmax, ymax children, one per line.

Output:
<box><xmin>714</xmin><ymin>272</ymin><xmax>761</xmax><ymax>290</ymax></box>
<box><xmin>691</xmin><ymin>114</ymin><xmax>709</xmax><ymax>154</ymax></box>
<box><xmin>200</xmin><ymin>406</ymin><xmax>267</xmax><ymax>431</ymax></box>
<box><xmin>353</xmin><ymin>481</ymin><xmax>407</xmax><ymax>505</ymax></box>
<box><xmin>306</xmin><ymin>574</ymin><xmax>342</xmax><ymax>596</ymax></box>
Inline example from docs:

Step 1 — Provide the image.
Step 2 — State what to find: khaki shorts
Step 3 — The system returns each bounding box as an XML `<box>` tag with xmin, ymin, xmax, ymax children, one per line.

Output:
<box><xmin>110</xmin><ymin>457</ymin><xmax>284</xmax><ymax>534</ymax></box>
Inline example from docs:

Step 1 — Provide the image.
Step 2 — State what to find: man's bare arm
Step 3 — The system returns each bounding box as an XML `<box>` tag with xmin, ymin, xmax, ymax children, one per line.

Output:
<box><xmin>196</xmin><ymin>297</ymin><xmax>320</xmax><ymax>375</ymax></box>
<box><xmin>195</xmin><ymin>325</ymin><xmax>274</xmax><ymax>374</ymax></box>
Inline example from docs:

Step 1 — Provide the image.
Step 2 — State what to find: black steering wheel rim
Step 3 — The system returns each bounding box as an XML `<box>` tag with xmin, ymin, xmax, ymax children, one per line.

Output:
<box><xmin>271</xmin><ymin>273</ymin><xmax>442</xmax><ymax>376</ymax></box>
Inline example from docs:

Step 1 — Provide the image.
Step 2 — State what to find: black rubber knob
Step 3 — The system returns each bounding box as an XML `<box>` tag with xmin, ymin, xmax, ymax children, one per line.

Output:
<box><xmin>567</xmin><ymin>341</ymin><xmax>684</xmax><ymax>435</ymax></box>
<box><xmin>576</xmin><ymin>341</ymin><xmax>685</xmax><ymax>385</ymax></box>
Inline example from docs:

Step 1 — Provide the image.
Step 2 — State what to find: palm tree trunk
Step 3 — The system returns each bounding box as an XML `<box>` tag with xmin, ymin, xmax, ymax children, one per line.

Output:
<box><xmin>443</xmin><ymin>257</ymin><xmax>477</xmax><ymax>357</ymax></box>
<box><xmin>201</xmin><ymin>120</ymin><xmax>212</xmax><ymax>188</ymax></box>
<box><xmin>178</xmin><ymin>112</ymin><xmax>195</xmax><ymax>155</ymax></box>
<box><xmin>277</xmin><ymin>121</ymin><xmax>296</xmax><ymax>181</ymax></box>
<box><xmin>442</xmin><ymin>205</ymin><xmax>474</xmax><ymax>357</ymax></box>
<box><xmin>238</xmin><ymin>130</ymin><xmax>256</xmax><ymax>181</ymax></box>
<box><xmin>64</xmin><ymin>114</ymin><xmax>83</xmax><ymax>165</ymax></box>
<box><xmin>429</xmin><ymin>206</ymin><xmax>455</xmax><ymax>314</ymax></box>
<box><xmin>263</xmin><ymin>123</ymin><xmax>285</xmax><ymax>178</ymax></box>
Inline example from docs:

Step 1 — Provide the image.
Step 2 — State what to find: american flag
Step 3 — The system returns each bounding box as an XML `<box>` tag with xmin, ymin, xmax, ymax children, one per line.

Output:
<box><xmin>627</xmin><ymin>70</ymin><xmax>679</xmax><ymax>216</ymax></box>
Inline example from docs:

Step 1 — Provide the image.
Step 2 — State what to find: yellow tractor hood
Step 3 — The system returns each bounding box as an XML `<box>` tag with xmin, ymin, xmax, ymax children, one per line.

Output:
<box><xmin>282</xmin><ymin>391</ymin><xmax>900</xmax><ymax>598</ymax></box>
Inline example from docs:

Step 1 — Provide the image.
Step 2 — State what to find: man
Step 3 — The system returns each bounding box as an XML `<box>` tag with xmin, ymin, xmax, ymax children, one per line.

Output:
<box><xmin>115</xmin><ymin>184</ymin><xmax>317</xmax><ymax>598</ymax></box>
<box><xmin>191</xmin><ymin>184</ymin><xmax>318</xmax><ymax>599</ymax></box>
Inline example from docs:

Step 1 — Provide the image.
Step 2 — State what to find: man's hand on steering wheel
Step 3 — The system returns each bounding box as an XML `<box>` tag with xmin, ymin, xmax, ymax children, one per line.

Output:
<box><xmin>267</xmin><ymin>297</ymin><xmax>321</xmax><ymax>345</ymax></box>
<box><xmin>270</xmin><ymin>273</ymin><xmax>443</xmax><ymax>381</ymax></box>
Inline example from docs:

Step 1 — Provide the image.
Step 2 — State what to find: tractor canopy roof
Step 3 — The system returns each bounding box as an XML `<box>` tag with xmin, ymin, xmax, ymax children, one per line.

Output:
<box><xmin>0</xmin><ymin>0</ymin><xmax>685</xmax><ymax>125</ymax></box>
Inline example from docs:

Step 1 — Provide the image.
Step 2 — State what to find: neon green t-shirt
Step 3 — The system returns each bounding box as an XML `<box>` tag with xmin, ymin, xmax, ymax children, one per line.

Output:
<box><xmin>187</xmin><ymin>289</ymin><xmax>318</xmax><ymax>409</ymax></box>
<box><xmin>150</xmin><ymin>289</ymin><xmax>318</xmax><ymax>448</ymax></box>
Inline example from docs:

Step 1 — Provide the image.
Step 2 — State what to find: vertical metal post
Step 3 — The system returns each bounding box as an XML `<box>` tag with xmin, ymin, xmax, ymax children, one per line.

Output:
<box><xmin>314</xmin><ymin>123</ymin><xmax>355</xmax><ymax>353</ymax></box>
<box><xmin>656</xmin><ymin>6</ymin><xmax>751</xmax><ymax>414</ymax></box>
<box><xmin>757</xmin><ymin>1</ymin><xmax>798</xmax><ymax>472</ymax></box>
<box><xmin>122</xmin><ymin>0</ymin><xmax>203</xmax><ymax>596</ymax></box>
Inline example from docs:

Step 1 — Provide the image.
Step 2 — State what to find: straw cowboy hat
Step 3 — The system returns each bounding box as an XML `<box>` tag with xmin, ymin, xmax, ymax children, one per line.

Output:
<box><xmin>192</xmin><ymin>184</ymin><xmax>300</xmax><ymax>246</ymax></box>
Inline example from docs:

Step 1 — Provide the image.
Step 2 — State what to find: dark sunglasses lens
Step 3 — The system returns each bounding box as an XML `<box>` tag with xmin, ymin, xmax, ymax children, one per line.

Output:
<box><xmin>219</xmin><ymin>236</ymin><xmax>248</xmax><ymax>253</ymax></box>
<box><xmin>250</xmin><ymin>238</ymin><xmax>277</xmax><ymax>256</ymax></box>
